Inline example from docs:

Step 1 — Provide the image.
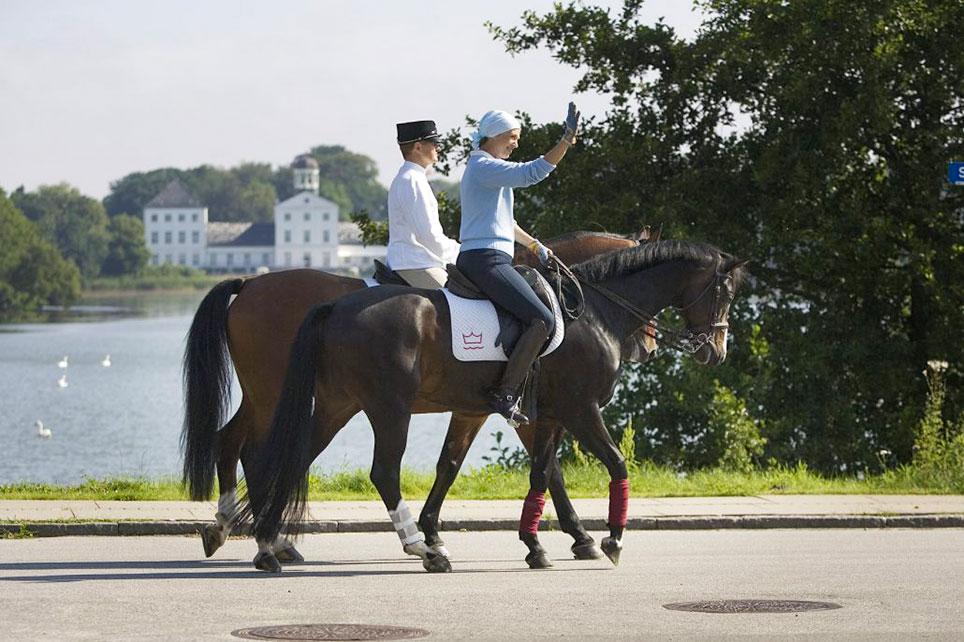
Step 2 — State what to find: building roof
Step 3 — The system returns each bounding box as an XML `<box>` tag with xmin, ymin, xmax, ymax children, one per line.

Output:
<box><xmin>207</xmin><ymin>222</ymin><xmax>275</xmax><ymax>247</ymax></box>
<box><xmin>145</xmin><ymin>179</ymin><xmax>202</xmax><ymax>208</ymax></box>
<box><xmin>292</xmin><ymin>154</ymin><xmax>319</xmax><ymax>170</ymax></box>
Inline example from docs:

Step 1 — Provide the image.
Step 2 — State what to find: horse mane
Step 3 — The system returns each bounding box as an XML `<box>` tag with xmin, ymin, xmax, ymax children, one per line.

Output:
<box><xmin>572</xmin><ymin>239</ymin><xmax>732</xmax><ymax>283</ymax></box>
<box><xmin>545</xmin><ymin>230</ymin><xmax>631</xmax><ymax>243</ymax></box>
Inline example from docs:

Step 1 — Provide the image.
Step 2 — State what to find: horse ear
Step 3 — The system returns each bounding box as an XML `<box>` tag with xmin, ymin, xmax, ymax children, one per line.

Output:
<box><xmin>636</xmin><ymin>225</ymin><xmax>652</xmax><ymax>242</ymax></box>
<box><xmin>723</xmin><ymin>257</ymin><xmax>749</xmax><ymax>272</ymax></box>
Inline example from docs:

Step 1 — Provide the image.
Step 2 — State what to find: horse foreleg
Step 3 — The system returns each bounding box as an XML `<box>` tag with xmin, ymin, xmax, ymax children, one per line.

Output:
<box><xmin>518</xmin><ymin>420</ymin><xmax>557</xmax><ymax>569</ymax></box>
<box><xmin>418</xmin><ymin>412</ymin><xmax>488</xmax><ymax>558</ymax></box>
<box><xmin>564</xmin><ymin>404</ymin><xmax>629</xmax><ymax>566</ymax></box>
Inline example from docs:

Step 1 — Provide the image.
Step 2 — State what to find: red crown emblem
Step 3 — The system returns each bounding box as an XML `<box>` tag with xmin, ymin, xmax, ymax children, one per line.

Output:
<box><xmin>461</xmin><ymin>331</ymin><xmax>483</xmax><ymax>348</ymax></box>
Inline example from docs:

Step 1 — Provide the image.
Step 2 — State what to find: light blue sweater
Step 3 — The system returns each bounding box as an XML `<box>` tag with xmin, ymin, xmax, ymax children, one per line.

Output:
<box><xmin>458</xmin><ymin>150</ymin><xmax>555</xmax><ymax>256</ymax></box>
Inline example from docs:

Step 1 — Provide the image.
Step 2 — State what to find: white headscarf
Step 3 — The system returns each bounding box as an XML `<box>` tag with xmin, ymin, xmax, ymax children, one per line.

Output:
<box><xmin>470</xmin><ymin>110</ymin><xmax>521</xmax><ymax>149</ymax></box>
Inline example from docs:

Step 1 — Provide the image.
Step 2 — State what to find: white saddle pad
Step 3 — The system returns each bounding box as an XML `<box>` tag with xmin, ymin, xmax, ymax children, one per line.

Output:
<box><xmin>441</xmin><ymin>279</ymin><xmax>565</xmax><ymax>362</ymax></box>
<box><xmin>363</xmin><ymin>273</ymin><xmax>565</xmax><ymax>362</ymax></box>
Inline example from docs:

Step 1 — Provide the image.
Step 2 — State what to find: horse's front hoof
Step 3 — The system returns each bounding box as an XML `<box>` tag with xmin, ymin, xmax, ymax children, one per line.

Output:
<box><xmin>422</xmin><ymin>552</ymin><xmax>452</xmax><ymax>573</ymax></box>
<box><xmin>253</xmin><ymin>551</ymin><xmax>282</xmax><ymax>573</ymax></box>
<box><xmin>571</xmin><ymin>540</ymin><xmax>604</xmax><ymax>560</ymax></box>
<box><xmin>525</xmin><ymin>551</ymin><xmax>553</xmax><ymax>569</ymax></box>
<box><xmin>200</xmin><ymin>524</ymin><xmax>223</xmax><ymax>558</ymax></box>
<box><xmin>429</xmin><ymin>543</ymin><xmax>451</xmax><ymax>559</ymax></box>
<box><xmin>600</xmin><ymin>536</ymin><xmax>622</xmax><ymax>566</ymax></box>
<box><xmin>274</xmin><ymin>545</ymin><xmax>304</xmax><ymax>563</ymax></box>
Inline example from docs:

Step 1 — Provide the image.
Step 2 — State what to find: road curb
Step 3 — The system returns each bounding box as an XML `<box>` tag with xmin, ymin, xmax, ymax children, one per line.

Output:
<box><xmin>2</xmin><ymin>513</ymin><xmax>963</xmax><ymax>537</ymax></box>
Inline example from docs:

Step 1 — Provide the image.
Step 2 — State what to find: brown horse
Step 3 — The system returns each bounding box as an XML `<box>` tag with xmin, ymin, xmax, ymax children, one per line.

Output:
<box><xmin>182</xmin><ymin>229</ymin><xmax>657</xmax><ymax>569</ymax></box>
<box><xmin>246</xmin><ymin>239</ymin><xmax>746</xmax><ymax>572</ymax></box>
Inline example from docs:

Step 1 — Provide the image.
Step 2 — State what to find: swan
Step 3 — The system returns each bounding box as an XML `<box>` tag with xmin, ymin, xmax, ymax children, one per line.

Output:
<box><xmin>58</xmin><ymin>374</ymin><xmax>68</xmax><ymax>388</ymax></box>
<box><xmin>35</xmin><ymin>420</ymin><xmax>52</xmax><ymax>439</ymax></box>
<box><xmin>57</xmin><ymin>355</ymin><xmax>69</xmax><ymax>368</ymax></box>
<box><xmin>101</xmin><ymin>354</ymin><xmax>111</xmax><ymax>367</ymax></box>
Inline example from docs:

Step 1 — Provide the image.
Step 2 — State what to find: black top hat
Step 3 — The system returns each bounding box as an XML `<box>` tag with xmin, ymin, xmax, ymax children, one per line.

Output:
<box><xmin>397</xmin><ymin>120</ymin><xmax>439</xmax><ymax>144</ymax></box>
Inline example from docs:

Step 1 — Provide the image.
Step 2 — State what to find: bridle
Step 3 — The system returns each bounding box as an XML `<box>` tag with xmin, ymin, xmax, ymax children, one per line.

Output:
<box><xmin>577</xmin><ymin>263</ymin><xmax>734</xmax><ymax>355</ymax></box>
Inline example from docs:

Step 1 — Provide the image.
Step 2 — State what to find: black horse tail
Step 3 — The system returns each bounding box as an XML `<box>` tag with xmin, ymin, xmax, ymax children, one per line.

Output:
<box><xmin>181</xmin><ymin>277</ymin><xmax>244</xmax><ymax>501</ymax></box>
<box><xmin>251</xmin><ymin>302</ymin><xmax>335</xmax><ymax>544</ymax></box>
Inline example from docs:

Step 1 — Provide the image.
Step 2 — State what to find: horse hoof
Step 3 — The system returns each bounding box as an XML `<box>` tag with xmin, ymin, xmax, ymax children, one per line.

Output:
<box><xmin>422</xmin><ymin>552</ymin><xmax>452</xmax><ymax>573</ymax></box>
<box><xmin>200</xmin><ymin>525</ymin><xmax>223</xmax><ymax>558</ymax></box>
<box><xmin>274</xmin><ymin>545</ymin><xmax>304</xmax><ymax>563</ymax></box>
<box><xmin>571</xmin><ymin>541</ymin><xmax>604</xmax><ymax>560</ymax></box>
<box><xmin>253</xmin><ymin>552</ymin><xmax>282</xmax><ymax>573</ymax></box>
<box><xmin>525</xmin><ymin>551</ymin><xmax>553</xmax><ymax>569</ymax></box>
<box><xmin>600</xmin><ymin>536</ymin><xmax>622</xmax><ymax>567</ymax></box>
<box><xmin>429</xmin><ymin>543</ymin><xmax>451</xmax><ymax>559</ymax></box>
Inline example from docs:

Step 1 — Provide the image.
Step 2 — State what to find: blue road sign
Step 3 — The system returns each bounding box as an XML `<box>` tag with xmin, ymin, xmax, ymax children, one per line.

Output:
<box><xmin>949</xmin><ymin>162</ymin><xmax>964</xmax><ymax>185</ymax></box>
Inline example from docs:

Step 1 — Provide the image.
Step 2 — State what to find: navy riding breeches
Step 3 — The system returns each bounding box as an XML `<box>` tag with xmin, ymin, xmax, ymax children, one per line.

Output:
<box><xmin>456</xmin><ymin>248</ymin><xmax>554</xmax><ymax>329</ymax></box>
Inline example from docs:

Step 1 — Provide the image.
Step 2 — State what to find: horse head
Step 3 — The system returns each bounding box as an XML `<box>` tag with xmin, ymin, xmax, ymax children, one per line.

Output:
<box><xmin>675</xmin><ymin>254</ymin><xmax>748</xmax><ymax>365</ymax></box>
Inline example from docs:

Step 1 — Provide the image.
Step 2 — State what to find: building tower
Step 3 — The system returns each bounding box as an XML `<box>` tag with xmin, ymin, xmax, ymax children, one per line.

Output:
<box><xmin>292</xmin><ymin>153</ymin><xmax>320</xmax><ymax>192</ymax></box>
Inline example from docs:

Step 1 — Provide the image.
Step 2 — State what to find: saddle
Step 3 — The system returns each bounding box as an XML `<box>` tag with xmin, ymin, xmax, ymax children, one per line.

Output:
<box><xmin>372</xmin><ymin>259</ymin><xmax>408</xmax><ymax>286</ymax></box>
<box><xmin>444</xmin><ymin>263</ymin><xmax>557</xmax><ymax>355</ymax></box>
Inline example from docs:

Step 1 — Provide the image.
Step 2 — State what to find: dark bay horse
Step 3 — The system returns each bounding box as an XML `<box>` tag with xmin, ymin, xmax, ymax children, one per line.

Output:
<box><xmin>246</xmin><ymin>240</ymin><xmax>746</xmax><ymax>571</ymax></box>
<box><xmin>182</xmin><ymin>230</ymin><xmax>657</xmax><ymax>569</ymax></box>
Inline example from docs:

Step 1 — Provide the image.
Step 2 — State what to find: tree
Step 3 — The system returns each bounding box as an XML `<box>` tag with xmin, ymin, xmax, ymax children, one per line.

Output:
<box><xmin>483</xmin><ymin>0</ymin><xmax>964</xmax><ymax>471</ymax></box>
<box><xmin>101</xmin><ymin>214</ymin><xmax>151</xmax><ymax>276</ymax></box>
<box><xmin>12</xmin><ymin>183</ymin><xmax>111</xmax><ymax>280</ymax></box>
<box><xmin>0</xmin><ymin>190</ymin><xmax>81</xmax><ymax>319</ymax></box>
<box><xmin>308</xmin><ymin>145</ymin><xmax>389</xmax><ymax>219</ymax></box>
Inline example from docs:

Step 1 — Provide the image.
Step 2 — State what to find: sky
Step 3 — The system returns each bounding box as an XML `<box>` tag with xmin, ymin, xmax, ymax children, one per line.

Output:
<box><xmin>0</xmin><ymin>1</ymin><xmax>705</xmax><ymax>200</ymax></box>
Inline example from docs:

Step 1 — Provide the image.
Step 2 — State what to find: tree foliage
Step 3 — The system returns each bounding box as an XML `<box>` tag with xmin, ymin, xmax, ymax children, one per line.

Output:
<box><xmin>475</xmin><ymin>0</ymin><xmax>963</xmax><ymax>472</ymax></box>
<box><xmin>12</xmin><ymin>183</ymin><xmax>111</xmax><ymax>280</ymax></box>
<box><xmin>101</xmin><ymin>214</ymin><xmax>151</xmax><ymax>277</ymax></box>
<box><xmin>0</xmin><ymin>190</ymin><xmax>81</xmax><ymax>319</ymax></box>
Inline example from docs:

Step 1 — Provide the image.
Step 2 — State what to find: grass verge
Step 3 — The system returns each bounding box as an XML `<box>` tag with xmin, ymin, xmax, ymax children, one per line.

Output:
<box><xmin>0</xmin><ymin>461</ymin><xmax>960</xmax><ymax>501</ymax></box>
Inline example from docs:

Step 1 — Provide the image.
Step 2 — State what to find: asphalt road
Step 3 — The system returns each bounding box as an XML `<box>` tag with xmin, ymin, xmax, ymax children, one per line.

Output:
<box><xmin>2</xmin><ymin>529</ymin><xmax>962</xmax><ymax>640</ymax></box>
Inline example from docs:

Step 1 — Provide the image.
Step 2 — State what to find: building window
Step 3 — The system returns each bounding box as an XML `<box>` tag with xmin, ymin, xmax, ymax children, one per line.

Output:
<box><xmin>226</xmin><ymin>254</ymin><xmax>234</xmax><ymax>267</ymax></box>
<box><xmin>209</xmin><ymin>254</ymin><xmax>217</xmax><ymax>266</ymax></box>
<box><xmin>178</xmin><ymin>231</ymin><xmax>186</xmax><ymax>243</ymax></box>
<box><xmin>192</xmin><ymin>254</ymin><xmax>200</xmax><ymax>266</ymax></box>
<box><xmin>164</xmin><ymin>231</ymin><xmax>172</xmax><ymax>244</ymax></box>
<box><xmin>323</xmin><ymin>213</ymin><xmax>329</xmax><ymax>221</ymax></box>
<box><xmin>303</xmin><ymin>252</ymin><xmax>311</xmax><ymax>267</ymax></box>
<box><xmin>323</xmin><ymin>230</ymin><xmax>330</xmax><ymax>243</ymax></box>
<box><xmin>304</xmin><ymin>230</ymin><xmax>311</xmax><ymax>243</ymax></box>
<box><xmin>151</xmin><ymin>232</ymin><xmax>158</xmax><ymax>244</ymax></box>
<box><xmin>303</xmin><ymin>197</ymin><xmax>310</xmax><ymax>203</ymax></box>
<box><xmin>165</xmin><ymin>254</ymin><xmax>173</xmax><ymax>264</ymax></box>
<box><xmin>150</xmin><ymin>214</ymin><xmax>158</xmax><ymax>222</ymax></box>
<box><xmin>192</xmin><ymin>231</ymin><xmax>200</xmax><ymax>244</ymax></box>
<box><xmin>164</xmin><ymin>214</ymin><xmax>171</xmax><ymax>222</ymax></box>
<box><xmin>284</xmin><ymin>230</ymin><xmax>291</xmax><ymax>243</ymax></box>
<box><xmin>152</xmin><ymin>256</ymin><xmax>159</xmax><ymax>266</ymax></box>
<box><xmin>262</xmin><ymin>253</ymin><xmax>270</xmax><ymax>266</ymax></box>
<box><xmin>284</xmin><ymin>213</ymin><xmax>291</xmax><ymax>222</ymax></box>
<box><xmin>323</xmin><ymin>252</ymin><xmax>330</xmax><ymax>266</ymax></box>
<box><xmin>243</xmin><ymin>253</ymin><xmax>251</xmax><ymax>266</ymax></box>
<box><xmin>178</xmin><ymin>213</ymin><xmax>185</xmax><ymax>222</ymax></box>
<box><xmin>304</xmin><ymin>212</ymin><xmax>311</xmax><ymax>221</ymax></box>
<box><xmin>284</xmin><ymin>252</ymin><xmax>291</xmax><ymax>266</ymax></box>
<box><xmin>192</xmin><ymin>214</ymin><xmax>198</xmax><ymax>222</ymax></box>
<box><xmin>178</xmin><ymin>254</ymin><xmax>186</xmax><ymax>265</ymax></box>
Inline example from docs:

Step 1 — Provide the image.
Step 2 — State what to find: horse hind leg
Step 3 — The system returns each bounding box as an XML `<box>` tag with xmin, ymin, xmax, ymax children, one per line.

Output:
<box><xmin>199</xmin><ymin>409</ymin><xmax>250</xmax><ymax>558</ymax></box>
<box><xmin>367</xmin><ymin>404</ymin><xmax>450</xmax><ymax>573</ymax></box>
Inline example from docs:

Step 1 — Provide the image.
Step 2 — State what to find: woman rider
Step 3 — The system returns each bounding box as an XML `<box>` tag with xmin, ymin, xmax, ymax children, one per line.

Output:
<box><xmin>458</xmin><ymin>103</ymin><xmax>580</xmax><ymax>425</ymax></box>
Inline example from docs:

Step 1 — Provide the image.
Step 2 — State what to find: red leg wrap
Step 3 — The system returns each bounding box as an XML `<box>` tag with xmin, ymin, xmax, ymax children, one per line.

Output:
<box><xmin>608</xmin><ymin>478</ymin><xmax>629</xmax><ymax>528</ymax></box>
<box><xmin>519</xmin><ymin>489</ymin><xmax>546</xmax><ymax>535</ymax></box>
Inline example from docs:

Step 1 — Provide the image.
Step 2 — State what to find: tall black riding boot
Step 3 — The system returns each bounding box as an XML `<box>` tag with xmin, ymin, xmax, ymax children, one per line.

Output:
<box><xmin>489</xmin><ymin>320</ymin><xmax>550</xmax><ymax>426</ymax></box>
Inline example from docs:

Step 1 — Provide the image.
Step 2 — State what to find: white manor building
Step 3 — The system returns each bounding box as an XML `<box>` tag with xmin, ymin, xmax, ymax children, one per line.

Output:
<box><xmin>142</xmin><ymin>155</ymin><xmax>386</xmax><ymax>273</ymax></box>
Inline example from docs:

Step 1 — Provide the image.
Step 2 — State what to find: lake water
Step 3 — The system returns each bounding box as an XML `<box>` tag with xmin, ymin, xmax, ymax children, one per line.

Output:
<box><xmin>0</xmin><ymin>291</ymin><xmax>520</xmax><ymax>485</ymax></box>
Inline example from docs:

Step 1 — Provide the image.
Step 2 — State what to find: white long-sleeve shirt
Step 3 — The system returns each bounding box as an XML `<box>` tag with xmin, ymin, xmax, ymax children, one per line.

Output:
<box><xmin>386</xmin><ymin>161</ymin><xmax>460</xmax><ymax>270</ymax></box>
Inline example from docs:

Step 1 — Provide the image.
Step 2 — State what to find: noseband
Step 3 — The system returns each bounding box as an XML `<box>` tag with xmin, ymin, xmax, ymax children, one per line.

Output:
<box><xmin>578</xmin><ymin>265</ymin><xmax>733</xmax><ymax>355</ymax></box>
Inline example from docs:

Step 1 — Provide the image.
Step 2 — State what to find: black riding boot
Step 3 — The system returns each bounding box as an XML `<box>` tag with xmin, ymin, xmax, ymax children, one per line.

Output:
<box><xmin>489</xmin><ymin>320</ymin><xmax>550</xmax><ymax>426</ymax></box>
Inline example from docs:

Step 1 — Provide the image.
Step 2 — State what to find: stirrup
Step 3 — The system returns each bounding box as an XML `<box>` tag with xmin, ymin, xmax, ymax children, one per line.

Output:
<box><xmin>489</xmin><ymin>392</ymin><xmax>529</xmax><ymax>427</ymax></box>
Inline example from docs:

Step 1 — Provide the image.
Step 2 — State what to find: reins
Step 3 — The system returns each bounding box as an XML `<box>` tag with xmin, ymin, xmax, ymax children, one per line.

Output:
<box><xmin>577</xmin><ymin>264</ymin><xmax>732</xmax><ymax>355</ymax></box>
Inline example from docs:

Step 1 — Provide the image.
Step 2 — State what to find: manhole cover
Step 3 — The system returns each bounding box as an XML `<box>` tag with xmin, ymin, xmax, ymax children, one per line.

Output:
<box><xmin>231</xmin><ymin>623</ymin><xmax>430</xmax><ymax>641</ymax></box>
<box><xmin>663</xmin><ymin>600</ymin><xmax>841</xmax><ymax>614</ymax></box>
